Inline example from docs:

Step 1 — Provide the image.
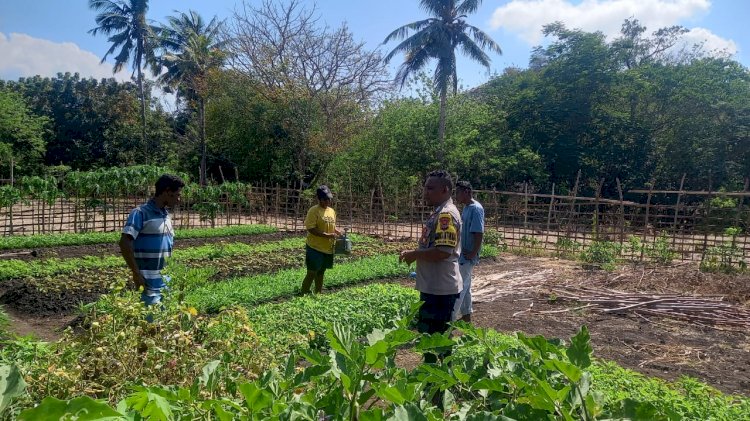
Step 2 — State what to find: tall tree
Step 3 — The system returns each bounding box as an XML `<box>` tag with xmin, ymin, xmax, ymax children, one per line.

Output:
<box><xmin>383</xmin><ymin>0</ymin><xmax>501</xmax><ymax>164</ymax></box>
<box><xmin>88</xmin><ymin>0</ymin><xmax>158</xmax><ymax>159</ymax></box>
<box><xmin>229</xmin><ymin>0</ymin><xmax>389</xmax><ymax>185</ymax></box>
<box><xmin>158</xmin><ymin>10</ymin><xmax>228</xmax><ymax>186</ymax></box>
<box><xmin>0</xmin><ymin>89</ymin><xmax>47</xmax><ymax>176</ymax></box>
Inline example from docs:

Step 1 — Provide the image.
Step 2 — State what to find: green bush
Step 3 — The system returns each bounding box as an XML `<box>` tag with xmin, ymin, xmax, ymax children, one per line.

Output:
<box><xmin>580</xmin><ymin>241</ymin><xmax>622</xmax><ymax>270</ymax></box>
<box><xmin>701</xmin><ymin>227</ymin><xmax>747</xmax><ymax>273</ymax></box>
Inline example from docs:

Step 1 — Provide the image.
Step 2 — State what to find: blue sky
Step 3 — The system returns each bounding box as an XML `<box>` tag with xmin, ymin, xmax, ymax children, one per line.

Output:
<box><xmin>0</xmin><ymin>0</ymin><xmax>748</xmax><ymax>91</ymax></box>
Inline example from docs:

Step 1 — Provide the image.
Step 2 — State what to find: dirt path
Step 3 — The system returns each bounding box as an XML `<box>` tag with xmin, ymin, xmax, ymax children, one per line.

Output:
<box><xmin>4</xmin><ymin>308</ymin><xmax>77</xmax><ymax>342</ymax></box>
<box><xmin>459</xmin><ymin>256</ymin><xmax>750</xmax><ymax>396</ymax></box>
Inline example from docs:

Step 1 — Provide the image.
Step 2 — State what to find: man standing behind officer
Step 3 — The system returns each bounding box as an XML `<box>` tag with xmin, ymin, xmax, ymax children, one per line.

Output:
<box><xmin>399</xmin><ymin>170</ymin><xmax>462</xmax><ymax>362</ymax></box>
<box><xmin>453</xmin><ymin>181</ymin><xmax>484</xmax><ymax>323</ymax></box>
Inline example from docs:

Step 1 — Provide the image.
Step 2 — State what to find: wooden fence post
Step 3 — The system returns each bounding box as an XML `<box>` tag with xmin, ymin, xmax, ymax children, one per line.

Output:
<box><xmin>616</xmin><ymin>178</ymin><xmax>625</xmax><ymax>244</ymax></box>
<box><xmin>672</xmin><ymin>174</ymin><xmax>686</xmax><ymax>250</ymax></box>
<box><xmin>699</xmin><ymin>175</ymin><xmax>714</xmax><ymax>262</ymax></box>
<box><xmin>640</xmin><ymin>180</ymin><xmax>655</xmax><ymax>261</ymax></box>
<box><xmin>523</xmin><ymin>182</ymin><xmax>529</xmax><ymax>229</ymax></box>
<box><xmin>546</xmin><ymin>183</ymin><xmax>555</xmax><ymax>247</ymax></box>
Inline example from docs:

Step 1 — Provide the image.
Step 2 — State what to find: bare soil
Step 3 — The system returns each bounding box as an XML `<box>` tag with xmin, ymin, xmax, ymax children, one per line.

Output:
<box><xmin>0</xmin><ymin>278</ymin><xmax>106</xmax><ymax>316</ymax></box>
<box><xmin>397</xmin><ymin>255</ymin><xmax>750</xmax><ymax>396</ymax></box>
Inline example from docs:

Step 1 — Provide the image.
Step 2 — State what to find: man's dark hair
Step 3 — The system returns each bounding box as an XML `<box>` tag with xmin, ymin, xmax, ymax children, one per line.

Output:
<box><xmin>427</xmin><ymin>170</ymin><xmax>453</xmax><ymax>191</ymax></box>
<box><xmin>456</xmin><ymin>180</ymin><xmax>472</xmax><ymax>192</ymax></box>
<box><xmin>316</xmin><ymin>185</ymin><xmax>333</xmax><ymax>200</ymax></box>
<box><xmin>155</xmin><ymin>174</ymin><xmax>185</xmax><ymax>196</ymax></box>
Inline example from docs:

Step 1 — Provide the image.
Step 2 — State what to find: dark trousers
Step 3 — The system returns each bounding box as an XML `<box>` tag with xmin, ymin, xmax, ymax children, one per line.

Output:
<box><xmin>417</xmin><ymin>292</ymin><xmax>460</xmax><ymax>364</ymax></box>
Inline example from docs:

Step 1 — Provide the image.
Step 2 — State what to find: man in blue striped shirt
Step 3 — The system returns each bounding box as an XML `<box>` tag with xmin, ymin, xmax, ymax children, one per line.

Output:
<box><xmin>119</xmin><ymin>174</ymin><xmax>185</xmax><ymax>305</ymax></box>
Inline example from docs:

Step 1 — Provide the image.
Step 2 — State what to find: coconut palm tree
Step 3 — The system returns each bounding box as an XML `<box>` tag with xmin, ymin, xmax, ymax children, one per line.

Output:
<box><xmin>383</xmin><ymin>0</ymin><xmax>501</xmax><ymax>164</ymax></box>
<box><xmin>157</xmin><ymin>10</ymin><xmax>228</xmax><ymax>186</ymax></box>
<box><xmin>88</xmin><ymin>0</ymin><xmax>158</xmax><ymax>159</ymax></box>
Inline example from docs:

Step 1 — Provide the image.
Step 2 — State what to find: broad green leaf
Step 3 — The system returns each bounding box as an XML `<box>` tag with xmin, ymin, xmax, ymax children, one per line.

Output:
<box><xmin>366</xmin><ymin>339</ymin><xmax>390</xmax><ymax>365</ymax></box>
<box><xmin>605</xmin><ymin>398</ymin><xmax>667</xmax><ymax>420</ymax></box>
<box><xmin>452</xmin><ymin>366</ymin><xmax>471</xmax><ymax>384</ymax></box>
<box><xmin>127</xmin><ymin>391</ymin><xmax>173</xmax><ymax>421</ymax></box>
<box><xmin>299</xmin><ymin>348</ymin><xmax>328</xmax><ymax>365</ymax></box>
<box><xmin>566</xmin><ymin>326</ymin><xmax>592</xmax><ymax>369</ymax></box>
<box><xmin>0</xmin><ymin>364</ymin><xmax>26</xmax><ymax>413</ymax></box>
<box><xmin>390</xmin><ymin>403</ymin><xmax>428</xmax><ymax>421</ymax></box>
<box><xmin>18</xmin><ymin>396</ymin><xmax>125</xmax><ymax>421</ymax></box>
<box><xmin>385</xmin><ymin>328</ymin><xmax>417</xmax><ymax>347</ymax></box>
<box><xmin>471</xmin><ymin>378</ymin><xmax>508</xmax><ymax>393</ymax></box>
<box><xmin>361</xmin><ymin>408</ymin><xmax>386</xmax><ymax>421</ymax></box>
<box><xmin>331</xmin><ymin>351</ymin><xmax>354</xmax><ymax>392</ymax></box>
<box><xmin>517</xmin><ymin>332</ymin><xmax>563</xmax><ymax>359</ymax></box>
<box><xmin>367</xmin><ymin>327</ymin><xmax>390</xmax><ymax>345</ymax></box>
<box><xmin>358</xmin><ymin>388</ymin><xmax>377</xmax><ymax>406</ymax></box>
<box><xmin>442</xmin><ymin>389</ymin><xmax>456</xmax><ymax>412</ymax></box>
<box><xmin>328</xmin><ymin>322</ymin><xmax>355</xmax><ymax>358</ymax></box>
<box><xmin>238</xmin><ymin>382</ymin><xmax>273</xmax><ymax>413</ymax></box>
<box><xmin>543</xmin><ymin>359</ymin><xmax>582</xmax><ymax>382</ymax></box>
<box><xmin>200</xmin><ymin>360</ymin><xmax>221</xmax><ymax>388</ymax></box>
<box><xmin>415</xmin><ymin>333</ymin><xmax>455</xmax><ymax>351</ymax></box>
<box><xmin>210</xmin><ymin>401</ymin><xmax>234</xmax><ymax>421</ymax></box>
<box><xmin>419</xmin><ymin>365</ymin><xmax>457</xmax><ymax>389</ymax></box>
<box><xmin>465</xmin><ymin>412</ymin><xmax>514</xmax><ymax>421</ymax></box>
<box><xmin>374</xmin><ymin>384</ymin><xmax>408</xmax><ymax>405</ymax></box>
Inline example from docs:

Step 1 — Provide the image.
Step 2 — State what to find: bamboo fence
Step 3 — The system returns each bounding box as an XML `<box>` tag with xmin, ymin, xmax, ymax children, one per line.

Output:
<box><xmin>0</xmin><ymin>179</ymin><xmax>748</xmax><ymax>264</ymax></box>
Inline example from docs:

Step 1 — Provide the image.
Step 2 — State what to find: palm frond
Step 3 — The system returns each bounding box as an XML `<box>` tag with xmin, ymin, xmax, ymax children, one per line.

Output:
<box><xmin>467</xmin><ymin>25</ymin><xmax>502</xmax><ymax>54</ymax></box>
<box><xmin>395</xmin><ymin>47</ymin><xmax>434</xmax><ymax>88</ymax></box>
<box><xmin>382</xmin><ymin>19</ymin><xmax>435</xmax><ymax>44</ymax></box>
<box><xmin>383</xmin><ymin>24</ymin><xmax>440</xmax><ymax>64</ymax></box>
<box><xmin>456</xmin><ymin>32</ymin><xmax>491</xmax><ymax>68</ymax></box>
<box><xmin>112</xmin><ymin>38</ymin><xmax>133</xmax><ymax>73</ymax></box>
<box><xmin>456</xmin><ymin>0</ymin><xmax>481</xmax><ymax>15</ymax></box>
<box><xmin>419</xmin><ymin>0</ymin><xmax>453</xmax><ymax>18</ymax></box>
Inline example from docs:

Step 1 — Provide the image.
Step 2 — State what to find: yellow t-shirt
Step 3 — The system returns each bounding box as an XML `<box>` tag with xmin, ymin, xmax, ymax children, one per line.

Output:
<box><xmin>305</xmin><ymin>205</ymin><xmax>336</xmax><ymax>254</ymax></box>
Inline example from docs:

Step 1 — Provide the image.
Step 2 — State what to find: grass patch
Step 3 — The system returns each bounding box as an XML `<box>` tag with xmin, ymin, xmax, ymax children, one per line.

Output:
<box><xmin>185</xmin><ymin>254</ymin><xmax>406</xmax><ymax>312</ymax></box>
<box><xmin>248</xmin><ymin>283</ymin><xmax>419</xmax><ymax>351</ymax></box>
<box><xmin>0</xmin><ymin>224</ymin><xmax>277</xmax><ymax>250</ymax></box>
<box><xmin>0</xmin><ymin>234</ymin><xmax>377</xmax><ymax>283</ymax></box>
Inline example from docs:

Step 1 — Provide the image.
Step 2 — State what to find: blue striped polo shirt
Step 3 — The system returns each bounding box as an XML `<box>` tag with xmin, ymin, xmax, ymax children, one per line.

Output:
<box><xmin>122</xmin><ymin>199</ymin><xmax>174</xmax><ymax>297</ymax></box>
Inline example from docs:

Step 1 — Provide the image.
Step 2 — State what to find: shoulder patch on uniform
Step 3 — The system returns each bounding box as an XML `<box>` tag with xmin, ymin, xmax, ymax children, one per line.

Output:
<box><xmin>434</xmin><ymin>212</ymin><xmax>458</xmax><ymax>247</ymax></box>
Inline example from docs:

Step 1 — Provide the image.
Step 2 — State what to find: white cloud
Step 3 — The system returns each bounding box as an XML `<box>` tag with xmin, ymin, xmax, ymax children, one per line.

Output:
<box><xmin>679</xmin><ymin>27</ymin><xmax>738</xmax><ymax>55</ymax></box>
<box><xmin>490</xmin><ymin>0</ymin><xmax>712</xmax><ymax>44</ymax></box>
<box><xmin>0</xmin><ymin>32</ymin><xmax>129</xmax><ymax>82</ymax></box>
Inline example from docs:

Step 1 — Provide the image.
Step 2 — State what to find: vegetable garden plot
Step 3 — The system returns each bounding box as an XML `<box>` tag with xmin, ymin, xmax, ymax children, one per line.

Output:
<box><xmin>4</xmin><ymin>282</ymin><xmax>749</xmax><ymax>420</ymax></box>
<box><xmin>1</xmin><ymin>221</ymin><xmax>748</xmax><ymax>418</ymax></box>
<box><xmin>0</xmin><ymin>235</ymin><xmax>408</xmax><ymax>317</ymax></box>
<box><xmin>0</xmin><ymin>224</ymin><xmax>278</xmax><ymax>252</ymax></box>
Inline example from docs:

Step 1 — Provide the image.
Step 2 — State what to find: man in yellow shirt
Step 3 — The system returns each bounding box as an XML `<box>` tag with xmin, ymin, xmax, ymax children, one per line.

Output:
<box><xmin>301</xmin><ymin>185</ymin><xmax>342</xmax><ymax>294</ymax></box>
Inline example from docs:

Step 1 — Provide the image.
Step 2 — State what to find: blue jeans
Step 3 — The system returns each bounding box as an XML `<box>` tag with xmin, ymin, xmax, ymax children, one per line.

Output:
<box><xmin>141</xmin><ymin>275</ymin><xmax>170</xmax><ymax>306</ymax></box>
<box><xmin>453</xmin><ymin>262</ymin><xmax>475</xmax><ymax>320</ymax></box>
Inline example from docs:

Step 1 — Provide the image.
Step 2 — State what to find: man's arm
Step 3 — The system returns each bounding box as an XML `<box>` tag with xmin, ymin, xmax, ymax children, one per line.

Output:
<box><xmin>308</xmin><ymin>227</ymin><xmax>336</xmax><ymax>238</ymax></box>
<box><xmin>464</xmin><ymin>232</ymin><xmax>484</xmax><ymax>260</ymax></box>
<box><xmin>119</xmin><ymin>233</ymin><xmax>145</xmax><ymax>289</ymax></box>
<box><xmin>399</xmin><ymin>247</ymin><xmax>450</xmax><ymax>264</ymax></box>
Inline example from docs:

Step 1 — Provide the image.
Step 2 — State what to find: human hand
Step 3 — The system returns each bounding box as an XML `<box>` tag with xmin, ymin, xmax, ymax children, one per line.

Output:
<box><xmin>334</xmin><ymin>228</ymin><xmax>343</xmax><ymax>237</ymax></box>
<box><xmin>131</xmin><ymin>272</ymin><xmax>146</xmax><ymax>290</ymax></box>
<box><xmin>399</xmin><ymin>250</ymin><xmax>417</xmax><ymax>265</ymax></box>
